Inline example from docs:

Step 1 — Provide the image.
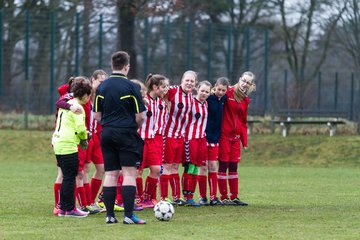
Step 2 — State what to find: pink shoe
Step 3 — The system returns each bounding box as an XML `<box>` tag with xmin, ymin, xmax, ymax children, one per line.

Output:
<box><xmin>53</xmin><ymin>206</ymin><xmax>60</xmax><ymax>215</ymax></box>
<box><xmin>135</xmin><ymin>197</ymin><xmax>143</xmax><ymax>205</ymax></box>
<box><xmin>57</xmin><ymin>209</ymin><xmax>66</xmax><ymax>217</ymax></box>
<box><xmin>120</xmin><ymin>203</ymin><xmax>143</xmax><ymax>211</ymax></box>
<box><xmin>141</xmin><ymin>199</ymin><xmax>155</xmax><ymax>208</ymax></box>
<box><xmin>65</xmin><ymin>208</ymin><xmax>89</xmax><ymax>218</ymax></box>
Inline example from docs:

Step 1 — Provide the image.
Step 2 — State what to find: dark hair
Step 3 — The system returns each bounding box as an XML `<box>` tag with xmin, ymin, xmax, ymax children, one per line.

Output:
<box><xmin>215</xmin><ymin>77</ymin><xmax>230</xmax><ymax>88</ymax></box>
<box><xmin>67</xmin><ymin>76</ymin><xmax>75</xmax><ymax>92</ymax></box>
<box><xmin>111</xmin><ymin>51</ymin><xmax>130</xmax><ymax>71</ymax></box>
<box><xmin>145</xmin><ymin>74</ymin><xmax>167</xmax><ymax>93</ymax></box>
<box><xmin>71</xmin><ymin>76</ymin><xmax>92</xmax><ymax>99</ymax></box>
<box><xmin>91</xmin><ymin>69</ymin><xmax>107</xmax><ymax>83</ymax></box>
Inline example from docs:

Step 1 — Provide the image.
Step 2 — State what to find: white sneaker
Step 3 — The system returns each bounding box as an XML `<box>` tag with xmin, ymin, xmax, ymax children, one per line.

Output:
<box><xmin>91</xmin><ymin>203</ymin><xmax>106</xmax><ymax>213</ymax></box>
<box><xmin>65</xmin><ymin>208</ymin><xmax>89</xmax><ymax>218</ymax></box>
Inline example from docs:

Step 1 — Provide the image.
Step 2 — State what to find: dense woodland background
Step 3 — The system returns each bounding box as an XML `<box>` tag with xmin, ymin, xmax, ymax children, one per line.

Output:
<box><xmin>1</xmin><ymin>0</ymin><xmax>360</xmax><ymax>119</ymax></box>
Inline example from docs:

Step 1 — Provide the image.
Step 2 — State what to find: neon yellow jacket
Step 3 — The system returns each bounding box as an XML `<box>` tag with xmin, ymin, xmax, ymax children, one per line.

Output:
<box><xmin>52</xmin><ymin>99</ymin><xmax>87</xmax><ymax>155</ymax></box>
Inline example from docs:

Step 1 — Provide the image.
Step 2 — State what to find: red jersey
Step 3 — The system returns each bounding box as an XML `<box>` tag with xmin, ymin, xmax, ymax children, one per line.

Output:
<box><xmin>82</xmin><ymin>100</ymin><xmax>91</xmax><ymax>131</ymax></box>
<box><xmin>185</xmin><ymin>98</ymin><xmax>208</xmax><ymax>140</ymax></box>
<box><xmin>57</xmin><ymin>84</ymin><xmax>69</xmax><ymax>96</ymax></box>
<box><xmin>221</xmin><ymin>86</ymin><xmax>249</xmax><ymax>147</ymax></box>
<box><xmin>138</xmin><ymin>94</ymin><xmax>157</xmax><ymax>139</ymax></box>
<box><xmin>154</xmin><ymin>98</ymin><xmax>168</xmax><ymax>135</ymax></box>
<box><xmin>54</xmin><ymin>84</ymin><xmax>70</xmax><ymax>128</ymax></box>
<box><xmin>164</xmin><ymin>86</ymin><xmax>193</xmax><ymax>138</ymax></box>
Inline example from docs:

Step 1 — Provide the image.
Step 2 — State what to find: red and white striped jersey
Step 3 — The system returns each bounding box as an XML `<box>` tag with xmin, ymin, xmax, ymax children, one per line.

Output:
<box><xmin>164</xmin><ymin>86</ymin><xmax>194</xmax><ymax>138</ymax></box>
<box><xmin>185</xmin><ymin>98</ymin><xmax>208</xmax><ymax>140</ymax></box>
<box><xmin>138</xmin><ymin>94</ymin><xmax>158</xmax><ymax>139</ymax></box>
<box><xmin>154</xmin><ymin>98</ymin><xmax>168</xmax><ymax>135</ymax></box>
<box><xmin>89</xmin><ymin>103</ymin><xmax>102</xmax><ymax>139</ymax></box>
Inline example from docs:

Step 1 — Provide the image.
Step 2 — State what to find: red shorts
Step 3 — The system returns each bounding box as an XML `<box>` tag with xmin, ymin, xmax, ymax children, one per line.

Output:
<box><xmin>189</xmin><ymin>138</ymin><xmax>207</xmax><ymax>166</ymax></box>
<box><xmin>77</xmin><ymin>146</ymin><xmax>87</xmax><ymax>171</ymax></box>
<box><xmin>154</xmin><ymin>134</ymin><xmax>165</xmax><ymax>157</ymax></box>
<box><xmin>140</xmin><ymin>137</ymin><xmax>163</xmax><ymax>169</ymax></box>
<box><xmin>164</xmin><ymin>137</ymin><xmax>184</xmax><ymax>164</ymax></box>
<box><xmin>218</xmin><ymin>136</ymin><xmax>241</xmax><ymax>163</ymax></box>
<box><xmin>207</xmin><ymin>142</ymin><xmax>219</xmax><ymax>161</ymax></box>
<box><xmin>86</xmin><ymin>134</ymin><xmax>104</xmax><ymax>165</ymax></box>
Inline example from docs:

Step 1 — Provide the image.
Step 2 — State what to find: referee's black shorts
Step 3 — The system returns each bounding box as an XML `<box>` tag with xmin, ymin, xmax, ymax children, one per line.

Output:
<box><xmin>100</xmin><ymin>127</ymin><xmax>144</xmax><ymax>171</ymax></box>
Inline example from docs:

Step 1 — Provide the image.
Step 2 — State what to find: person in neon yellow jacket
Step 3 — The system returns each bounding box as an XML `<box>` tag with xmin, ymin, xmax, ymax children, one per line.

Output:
<box><xmin>52</xmin><ymin>76</ymin><xmax>92</xmax><ymax>218</ymax></box>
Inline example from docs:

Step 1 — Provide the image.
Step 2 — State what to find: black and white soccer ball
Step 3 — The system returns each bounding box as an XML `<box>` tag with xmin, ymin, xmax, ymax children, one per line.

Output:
<box><xmin>153</xmin><ymin>201</ymin><xmax>174</xmax><ymax>221</ymax></box>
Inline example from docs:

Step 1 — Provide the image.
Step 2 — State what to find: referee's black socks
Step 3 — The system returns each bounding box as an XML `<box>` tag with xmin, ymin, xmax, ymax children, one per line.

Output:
<box><xmin>103</xmin><ymin>186</ymin><xmax>116</xmax><ymax>217</ymax></box>
<box><xmin>122</xmin><ymin>186</ymin><xmax>136</xmax><ymax>218</ymax></box>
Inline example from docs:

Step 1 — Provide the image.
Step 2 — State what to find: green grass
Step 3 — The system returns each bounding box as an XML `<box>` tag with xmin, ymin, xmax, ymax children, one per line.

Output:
<box><xmin>0</xmin><ymin>130</ymin><xmax>359</xmax><ymax>239</ymax></box>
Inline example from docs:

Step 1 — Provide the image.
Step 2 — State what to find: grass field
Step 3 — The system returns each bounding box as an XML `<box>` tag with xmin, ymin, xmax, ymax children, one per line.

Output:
<box><xmin>0</xmin><ymin>130</ymin><xmax>359</xmax><ymax>240</ymax></box>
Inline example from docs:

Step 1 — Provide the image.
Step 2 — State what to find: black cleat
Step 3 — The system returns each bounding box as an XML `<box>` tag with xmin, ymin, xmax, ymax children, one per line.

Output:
<box><xmin>106</xmin><ymin>216</ymin><xmax>118</xmax><ymax>224</ymax></box>
<box><xmin>231</xmin><ymin>198</ymin><xmax>248</xmax><ymax>206</ymax></box>
<box><xmin>221</xmin><ymin>198</ymin><xmax>236</xmax><ymax>205</ymax></box>
<box><xmin>209</xmin><ymin>197</ymin><xmax>222</xmax><ymax>206</ymax></box>
<box><xmin>172</xmin><ymin>198</ymin><xmax>188</xmax><ymax>206</ymax></box>
<box><xmin>199</xmin><ymin>197</ymin><xmax>209</xmax><ymax>206</ymax></box>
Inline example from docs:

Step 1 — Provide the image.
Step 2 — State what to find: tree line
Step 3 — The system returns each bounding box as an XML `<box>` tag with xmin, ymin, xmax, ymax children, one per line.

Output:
<box><xmin>1</xmin><ymin>0</ymin><xmax>359</xmax><ymax>114</ymax></box>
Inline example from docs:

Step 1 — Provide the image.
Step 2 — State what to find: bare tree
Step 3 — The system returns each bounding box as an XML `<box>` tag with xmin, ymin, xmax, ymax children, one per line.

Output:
<box><xmin>333</xmin><ymin>0</ymin><xmax>360</xmax><ymax>70</ymax></box>
<box><xmin>275</xmin><ymin>0</ymin><xmax>347</xmax><ymax>108</ymax></box>
<box><xmin>82</xmin><ymin>0</ymin><xmax>94</xmax><ymax>75</ymax></box>
<box><xmin>116</xmin><ymin>0</ymin><xmax>149</xmax><ymax>79</ymax></box>
<box><xmin>1</xmin><ymin>0</ymin><xmax>27</xmax><ymax>97</ymax></box>
<box><xmin>172</xmin><ymin>0</ymin><xmax>274</xmax><ymax>82</ymax></box>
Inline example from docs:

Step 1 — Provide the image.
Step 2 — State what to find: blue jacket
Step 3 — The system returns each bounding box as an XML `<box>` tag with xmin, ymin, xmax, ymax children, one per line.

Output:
<box><xmin>205</xmin><ymin>94</ymin><xmax>227</xmax><ymax>143</ymax></box>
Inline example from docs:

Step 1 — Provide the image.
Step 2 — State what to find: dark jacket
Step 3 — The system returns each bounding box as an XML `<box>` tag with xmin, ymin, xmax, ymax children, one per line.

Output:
<box><xmin>205</xmin><ymin>94</ymin><xmax>227</xmax><ymax>143</ymax></box>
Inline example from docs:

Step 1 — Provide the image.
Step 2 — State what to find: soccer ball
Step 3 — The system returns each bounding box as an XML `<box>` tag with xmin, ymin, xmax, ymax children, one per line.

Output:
<box><xmin>153</xmin><ymin>201</ymin><xmax>174</xmax><ymax>221</ymax></box>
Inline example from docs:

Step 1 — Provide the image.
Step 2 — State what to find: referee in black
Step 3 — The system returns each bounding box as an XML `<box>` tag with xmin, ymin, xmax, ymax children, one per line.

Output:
<box><xmin>94</xmin><ymin>51</ymin><xmax>146</xmax><ymax>224</ymax></box>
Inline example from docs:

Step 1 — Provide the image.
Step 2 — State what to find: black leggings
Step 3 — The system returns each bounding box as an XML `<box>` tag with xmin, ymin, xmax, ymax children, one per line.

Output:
<box><xmin>56</xmin><ymin>153</ymin><xmax>79</xmax><ymax>211</ymax></box>
<box><xmin>218</xmin><ymin>160</ymin><xmax>238</xmax><ymax>173</ymax></box>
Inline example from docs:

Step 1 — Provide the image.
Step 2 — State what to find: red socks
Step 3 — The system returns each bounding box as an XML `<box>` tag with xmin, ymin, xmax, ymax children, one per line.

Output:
<box><xmin>182</xmin><ymin>173</ymin><xmax>191</xmax><ymax>200</ymax></box>
<box><xmin>53</xmin><ymin>183</ymin><xmax>61</xmax><ymax>208</ymax></box>
<box><xmin>189</xmin><ymin>174</ymin><xmax>197</xmax><ymax>200</ymax></box>
<box><xmin>151</xmin><ymin>179</ymin><xmax>159</xmax><ymax>200</ymax></box>
<box><xmin>171</xmin><ymin>173</ymin><xmax>181</xmax><ymax>200</ymax></box>
<box><xmin>208</xmin><ymin>172</ymin><xmax>218</xmax><ymax>200</ymax></box>
<box><xmin>116</xmin><ymin>175</ymin><xmax>123</xmax><ymax>205</ymax></box>
<box><xmin>136</xmin><ymin>177</ymin><xmax>144</xmax><ymax>202</ymax></box>
<box><xmin>144</xmin><ymin>176</ymin><xmax>158</xmax><ymax>200</ymax></box>
<box><xmin>218</xmin><ymin>172</ymin><xmax>228</xmax><ymax>200</ymax></box>
<box><xmin>76</xmin><ymin>186</ymin><xmax>87</xmax><ymax>208</ymax></box>
<box><xmin>197</xmin><ymin>175</ymin><xmax>206</xmax><ymax>198</ymax></box>
<box><xmin>83</xmin><ymin>183</ymin><xmax>92</xmax><ymax>206</ymax></box>
<box><xmin>90</xmin><ymin>178</ymin><xmax>102</xmax><ymax>204</ymax></box>
<box><xmin>160</xmin><ymin>174</ymin><xmax>169</xmax><ymax>200</ymax></box>
<box><xmin>228</xmin><ymin>172</ymin><xmax>238</xmax><ymax>200</ymax></box>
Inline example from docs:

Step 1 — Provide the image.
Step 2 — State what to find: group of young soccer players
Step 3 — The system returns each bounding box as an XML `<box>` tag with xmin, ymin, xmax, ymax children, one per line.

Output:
<box><xmin>52</xmin><ymin>66</ymin><xmax>256</xmax><ymax>218</ymax></box>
